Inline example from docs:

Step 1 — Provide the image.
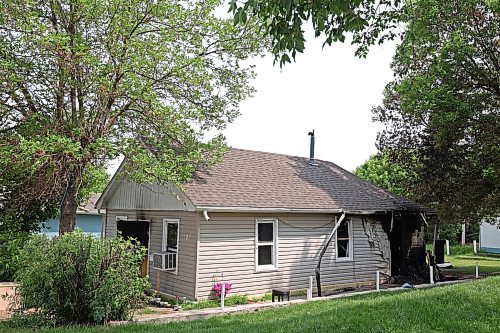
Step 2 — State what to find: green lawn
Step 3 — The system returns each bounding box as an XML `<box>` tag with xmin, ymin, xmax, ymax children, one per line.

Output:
<box><xmin>2</xmin><ymin>277</ymin><xmax>500</xmax><ymax>333</ymax></box>
<box><xmin>446</xmin><ymin>254</ymin><xmax>500</xmax><ymax>274</ymax></box>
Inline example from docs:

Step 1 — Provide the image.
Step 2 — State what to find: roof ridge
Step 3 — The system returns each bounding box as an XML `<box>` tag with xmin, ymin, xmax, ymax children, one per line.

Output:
<box><xmin>229</xmin><ymin>147</ymin><xmax>347</xmax><ymax>170</ymax></box>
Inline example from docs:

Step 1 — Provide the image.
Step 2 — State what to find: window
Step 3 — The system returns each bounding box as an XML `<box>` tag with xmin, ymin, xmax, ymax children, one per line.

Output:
<box><xmin>255</xmin><ymin>219</ymin><xmax>278</xmax><ymax>271</ymax></box>
<box><xmin>162</xmin><ymin>219</ymin><xmax>179</xmax><ymax>271</ymax></box>
<box><xmin>336</xmin><ymin>219</ymin><xmax>352</xmax><ymax>260</ymax></box>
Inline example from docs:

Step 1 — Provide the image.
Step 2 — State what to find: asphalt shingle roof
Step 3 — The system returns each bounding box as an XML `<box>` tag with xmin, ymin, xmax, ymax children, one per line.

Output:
<box><xmin>184</xmin><ymin>149</ymin><xmax>432</xmax><ymax>213</ymax></box>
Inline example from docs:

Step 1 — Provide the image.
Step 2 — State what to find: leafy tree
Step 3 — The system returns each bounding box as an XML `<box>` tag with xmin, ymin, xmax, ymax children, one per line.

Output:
<box><xmin>0</xmin><ymin>0</ymin><xmax>264</xmax><ymax>233</ymax></box>
<box><xmin>79</xmin><ymin>165</ymin><xmax>110</xmax><ymax>203</ymax></box>
<box><xmin>373</xmin><ymin>0</ymin><xmax>499</xmax><ymax>224</ymax></box>
<box><xmin>354</xmin><ymin>154</ymin><xmax>410</xmax><ymax>197</ymax></box>
<box><xmin>230</xmin><ymin>0</ymin><xmax>404</xmax><ymax>65</ymax></box>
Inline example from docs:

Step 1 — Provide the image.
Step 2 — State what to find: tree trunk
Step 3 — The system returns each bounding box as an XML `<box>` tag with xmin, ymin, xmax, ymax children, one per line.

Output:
<box><xmin>59</xmin><ymin>168</ymin><xmax>82</xmax><ymax>234</ymax></box>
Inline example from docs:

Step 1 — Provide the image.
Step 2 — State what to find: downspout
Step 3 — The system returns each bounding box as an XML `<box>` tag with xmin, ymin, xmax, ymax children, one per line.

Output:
<box><xmin>315</xmin><ymin>211</ymin><xmax>346</xmax><ymax>297</ymax></box>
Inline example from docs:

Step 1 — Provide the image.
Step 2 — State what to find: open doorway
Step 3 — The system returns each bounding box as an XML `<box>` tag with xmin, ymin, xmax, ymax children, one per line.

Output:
<box><xmin>389</xmin><ymin>214</ymin><xmax>426</xmax><ymax>281</ymax></box>
<box><xmin>117</xmin><ymin>220</ymin><xmax>150</xmax><ymax>277</ymax></box>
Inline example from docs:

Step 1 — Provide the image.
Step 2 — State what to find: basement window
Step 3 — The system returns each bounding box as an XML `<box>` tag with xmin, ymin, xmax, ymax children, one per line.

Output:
<box><xmin>255</xmin><ymin>219</ymin><xmax>278</xmax><ymax>271</ymax></box>
<box><xmin>336</xmin><ymin>218</ymin><xmax>352</xmax><ymax>260</ymax></box>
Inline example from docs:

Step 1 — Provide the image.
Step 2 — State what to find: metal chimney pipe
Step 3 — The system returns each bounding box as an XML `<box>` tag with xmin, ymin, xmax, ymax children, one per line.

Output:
<box><xmin>308</xmin><ymin>130</ymin><xmax>317</xmax><ymax>166</ymax></box>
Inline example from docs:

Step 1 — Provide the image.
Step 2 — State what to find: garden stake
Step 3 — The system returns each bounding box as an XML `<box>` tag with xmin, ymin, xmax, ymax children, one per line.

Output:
<box><xmin>221</xmin><ymin>282</ymin><xmax>225</xmax><ymax>310</ymax></box>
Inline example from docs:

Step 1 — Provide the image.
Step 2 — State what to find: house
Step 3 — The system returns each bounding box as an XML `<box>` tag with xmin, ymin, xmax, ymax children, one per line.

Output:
<box><xmin>40</xmin><ymin>193</ymin><xmax>104</xmax><ymax>238</ymax></box>
<box><xmin>96</xmin><ymin>148</ymin><xmax>433</xmax><ymax>300</ymax></box>
<box><xmin>480</xmin><ymin>218</ymin><xmax>500</xmax><ymax>253</ymax></box>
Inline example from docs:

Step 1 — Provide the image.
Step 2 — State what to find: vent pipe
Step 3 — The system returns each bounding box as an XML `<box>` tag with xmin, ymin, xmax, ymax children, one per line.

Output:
<box><xmin>308</xmin><ymin>130</ymin><xmax>318</xmax><ymax>166</ymax></box>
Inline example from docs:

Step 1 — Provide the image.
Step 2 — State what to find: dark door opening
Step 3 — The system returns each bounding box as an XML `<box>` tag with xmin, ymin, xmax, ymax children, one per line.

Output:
<box><xmin>117</xmin><ymin>220</ymin><xmax>150</xmax><ymax>276</ymax></box>
<box><xmin>389</xmin><ymin>214</ymin><xmax>426</xmax><ymax>281</ymax></box>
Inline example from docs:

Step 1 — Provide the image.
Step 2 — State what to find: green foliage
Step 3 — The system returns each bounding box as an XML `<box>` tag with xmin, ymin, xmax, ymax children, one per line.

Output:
<box><xmin>230</xmin><ymin>0</ymin><xmax>404</xmax><ymax>66</ymax></box>
<box><xmin>0</xmin><ymin>0</ymin><xmax>265</xmax><ymax>232</ymax></box>
<box><xmin>0</xmin><ymin>193</ymin><xmax>56</xmax><ymax>280</ymax></box>
<box><xmin>0</xmin><ymin>232</ymin><xmax>31</xmax><ymax>281</ymax></box>
<box><xmin>448</xmin><ymin>245</ymin><xmax>475</xmax><ymax>256</ymax></box>
<box><xmin>13</xmin><ymin>232</ymin><xmax>149</xmax><ymax>325</ymax></box>
<box><xmin>438</xmin><ymin>224</ymin><xmax>464</xmax><ymax>246</ymax></box>
<box><xmin>155</xmin><ymin>294</ymin><xmax>250</xmax><ymax>311</ymax></box>
<box><xmin>353</xmin><ymin>154</ymin><xmax>410</xmax><ymax>197</ymax></box>
<box><xmin>373</xmin><ymin>0</ymin><xmax>499</xmax><ymax>224</ymax></box>
<box><xmin>78</xmin><ymin>166</ymin><xmax>110</xmax><ymax>204</ymax></box>
<box><xmin>223</xmin><ymin>294</ymin><xmax>249</xmax><ymax>306</ymax></box>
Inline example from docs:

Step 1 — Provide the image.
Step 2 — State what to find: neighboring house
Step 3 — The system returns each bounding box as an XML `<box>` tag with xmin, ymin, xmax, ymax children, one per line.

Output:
<box><xmin>40</xmin><ymin>193</ymin><xmax>104</xmax><ymax>238</ymax></box>
<box><xmin>96</xmin><ymin>148</ymin><xmax>433</xmax><ymax>300</ymax></box>
<box><xmin>480</xmin><ymin>218</ymin><xmax>500</xmax><ymax>253</ymax></box>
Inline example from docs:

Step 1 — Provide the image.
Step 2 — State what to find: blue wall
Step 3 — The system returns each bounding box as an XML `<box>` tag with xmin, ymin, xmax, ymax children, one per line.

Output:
<box><xmin>40</xmin><ymin>214</ymin><xmax>103</xmax><ymax>238</ymax></box>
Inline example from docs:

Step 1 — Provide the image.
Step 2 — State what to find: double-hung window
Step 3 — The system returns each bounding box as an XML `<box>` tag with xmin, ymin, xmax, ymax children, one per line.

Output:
<box><xmin>255</xmin><ymin>219</ymin><xmax>278</xmax><ymax>271</ymax></box>
<box><xmin>336</xmin><ymin>218</ymin><xmax>352</xmax><ymax>260</ymax></box>
<box><xmin>162</xmin><ymin>219</ymin><xmax>179</xmax><ymax>271</ymax></box>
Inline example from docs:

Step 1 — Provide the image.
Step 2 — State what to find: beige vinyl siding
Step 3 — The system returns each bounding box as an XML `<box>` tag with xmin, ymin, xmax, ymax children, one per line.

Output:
<box><xmin>197</xmin><ymin>213</ymin><xmax>389</xmax><ymax>298</ymax></box>
<box><xmin>102</xmin><ymin>180</ymin><xmax>195</xmax><ymax>211</ymax></box>
<box><xmin>105</xmin><ymin>209</ymin><xmax>199</xmax><ymax>299</ymax></box>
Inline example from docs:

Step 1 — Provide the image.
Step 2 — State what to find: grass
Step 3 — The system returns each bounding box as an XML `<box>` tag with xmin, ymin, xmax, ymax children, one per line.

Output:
<box><xmin>442</xmin><ymin>244</ymin><xmax>500</xmax><ymax>274</ymax></box>
<box><xmin>422</xmin><ymin>243</ymin><xmax>500</xmax><ymax>274</ymax></box>
<box><xmin>136</xmin><ymin>308</ymin><xmax>157</xmax><ymax>315</ymax></box>
<box><xmin>2</xmin><ymin>277</ymin><xmax>500</xmax><ymax>333</ymax></box>
<box><xmin>446</xmin><ymin>255</ymin><xmax>500</xmax><ymax>274</ymax></box>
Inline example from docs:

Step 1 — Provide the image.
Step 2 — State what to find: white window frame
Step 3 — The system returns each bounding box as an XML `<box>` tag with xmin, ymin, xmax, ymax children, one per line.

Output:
<box><xmin>255</xmin><ymin>218</ymin><xmax>279</xmax><ymax>272</ymax></box>
<box><xmin>335</xmin><ymin>218</ymin><xmax>353</xmax><ymax>261</ymax></box>
<box><xmin>162</xmin><ymin>218</ymin><xmax>180</xmax><ymax>274</ymax></box>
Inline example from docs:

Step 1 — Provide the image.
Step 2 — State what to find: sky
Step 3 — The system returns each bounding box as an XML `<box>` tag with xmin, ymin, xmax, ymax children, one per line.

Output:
<box><xmin>223</xmin><ymin>34</ymin><xmax>397</xmax><ymax>172</ymax></box>
<box><xmin>107</xmin><ymin>32</ymin><xmax>398</xmax><ymax>175</ymax></box>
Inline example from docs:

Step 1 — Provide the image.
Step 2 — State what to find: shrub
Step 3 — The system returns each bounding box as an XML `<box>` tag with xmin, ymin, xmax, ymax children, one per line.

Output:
<box><xmin>14</xmin><ymin>231</ymin><xmax>149</xmax><ymax>325</ymax></box>
<box><xmin>449</xmin><ymin>245</ymin><xmax>475</xmax><ymax>256</ymax></box>
<box><xmin>0</xmin><ymin>203</ymin><xmax>54</xmax><ymax>281</ymax></box>
<box><xmin>0</xmin><ymin>231</ymin><xmax>31</xmax><ymax>281</ymax></box>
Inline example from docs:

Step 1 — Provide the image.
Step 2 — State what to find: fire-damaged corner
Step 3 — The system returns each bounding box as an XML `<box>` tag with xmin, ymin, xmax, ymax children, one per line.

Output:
<box><xmin>380</xmin><ymin>212</ymin><xmax>428</xmax><ymax>283</ymax></box>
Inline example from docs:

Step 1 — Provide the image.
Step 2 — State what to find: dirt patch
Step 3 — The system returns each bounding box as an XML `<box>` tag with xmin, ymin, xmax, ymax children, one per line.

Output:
<box><xmin>0</xmin><ymin>310</ymin><xmax>12</xmax><ymax>321</ymax></box>
<box><xmin>135</xmin><ymin>306</ymin><xmax>174</xmax><ymax>317</ymax></box>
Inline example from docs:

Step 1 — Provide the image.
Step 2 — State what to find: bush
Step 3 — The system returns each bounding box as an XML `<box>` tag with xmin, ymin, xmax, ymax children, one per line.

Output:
<box><xmin>449</xmin><ymin>245</ymin><xmax>475</xmax><ymax>256</ymax></box>
<box><xmin>0</xmin><ymin>203</ymin><xmax>54</xmax><ymax>281</ymax></box>
<box><xmin>14</xmin><ymin>231</ymin><xmax>149</xmax><ymax>325</ymax></box>
<box><xmin>0</xmin><ymin>231</ymin><xmax>31</xmax><ymax>281</ymax></box>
